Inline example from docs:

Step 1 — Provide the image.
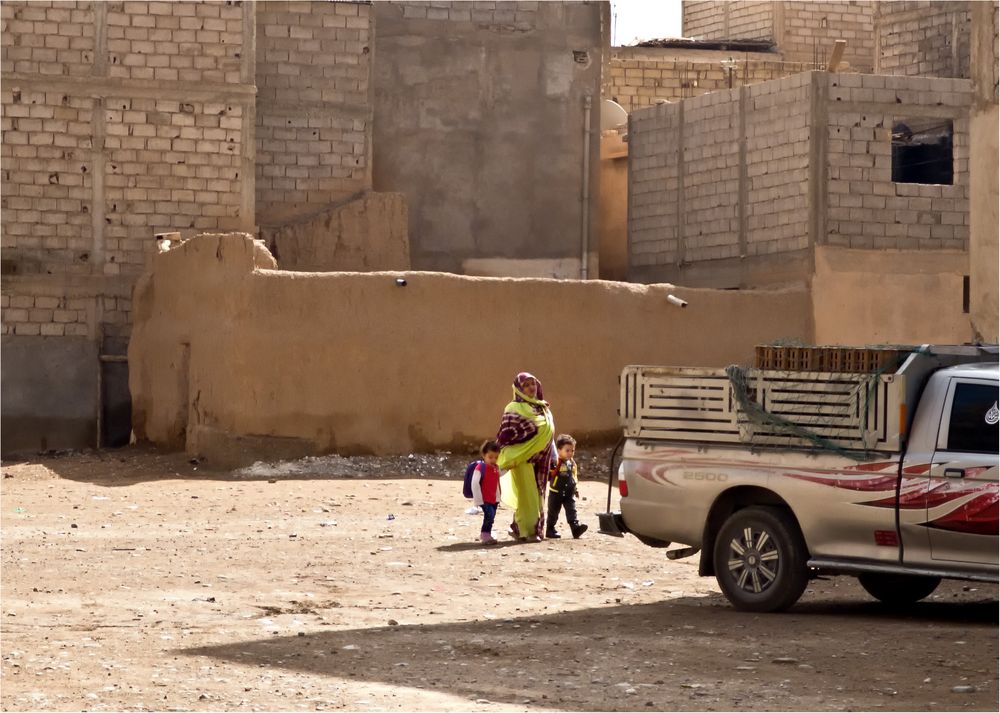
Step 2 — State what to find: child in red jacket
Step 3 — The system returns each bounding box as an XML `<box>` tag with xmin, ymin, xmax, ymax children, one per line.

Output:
<box><xmin>471</xmin><ymin>440</ymin><xmax>502</xmax><ymax>545</ymax></box>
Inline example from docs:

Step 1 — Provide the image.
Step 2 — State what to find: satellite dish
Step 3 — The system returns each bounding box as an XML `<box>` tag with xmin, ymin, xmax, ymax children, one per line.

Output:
<box><xmin>601</xmin><ymin>99</ymin><xmax>628</xmax><ymax>131</ymax></box>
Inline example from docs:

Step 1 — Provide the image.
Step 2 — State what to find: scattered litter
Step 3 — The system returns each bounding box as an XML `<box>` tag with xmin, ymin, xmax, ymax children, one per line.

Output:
<box><xmin>772</xmin><ymin>657</ymin><xmax>799</xmax><ymax>664</ymax></box>
<box><xmin>465</xmin><ymin>506</ymin><xmax>481</xmax><ymax>515</ymax></box>
<box><xmin>92</xmin><ymin>496</ymin><xmax>109</xmax><ymax>501</ymax></box>
<box><xmin>342</xmin><ymin>645</ymin><xmax>359</xmax><ymax>651</ymax></box>
<box><xmin>387</xmin><ymin>514</ymin><xmax>395</xmax><ymax>521</ymax></box>
<box><xmin>318</xmin><ymin>521</ymin><xmax>338</xmax><ymax>527</ymax></box>
<box><xmin>641</xmin><ymin>580</ymin><xmax>655</xmax><ymax>587</ymax></box>
<box><xmin>951</xmin><ymin>685</ymin><xmax>977</xmax><ymax>694</ymax></box>
<box><xmin>14</xmin><ymin>507</ymin><xmax>25</xmax><ymax>513</ymax></box>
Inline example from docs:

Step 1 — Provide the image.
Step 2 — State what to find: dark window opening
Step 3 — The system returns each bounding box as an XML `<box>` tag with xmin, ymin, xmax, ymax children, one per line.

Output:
<box><xmin>891</xmin><ymin>119</ymin><xmax>953</xmax><ymax>185</ymax></box>
<box><xmin>945</xmin><ymin>382</ymin><xmax>999</xmax><ymax>454</ymax></box>
<box><xmin>963</xmin><ymin>275</ymin><xmax>970</xmax><ymax>314</ymax></box>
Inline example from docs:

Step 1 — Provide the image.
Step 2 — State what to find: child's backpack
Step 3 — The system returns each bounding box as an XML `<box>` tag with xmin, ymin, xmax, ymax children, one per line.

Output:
<box><xmin>462</xmin><ymin>459</ymin><xmax>484</xmax><ymax>499</ymax></box>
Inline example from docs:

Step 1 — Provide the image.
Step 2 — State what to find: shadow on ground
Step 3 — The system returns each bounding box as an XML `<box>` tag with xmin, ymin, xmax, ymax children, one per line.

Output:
<box><xmin>182</xmin><ymin>595</ymin><xmax>998</xmax><ymax>711</ymax></box>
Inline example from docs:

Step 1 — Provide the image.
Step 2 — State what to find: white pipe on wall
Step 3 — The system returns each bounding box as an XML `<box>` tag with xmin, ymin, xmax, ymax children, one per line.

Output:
<box><xmin>581</xmin><ymin>94</ymin><xmax>592</xmax><ymax>280</ymax></box>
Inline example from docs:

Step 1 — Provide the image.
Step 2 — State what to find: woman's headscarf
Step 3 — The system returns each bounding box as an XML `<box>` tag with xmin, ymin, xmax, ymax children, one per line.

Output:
<box><xmin>512</xmin><ymin>371</ymin><xmax>547</xmax><ymax>408</ymax></box>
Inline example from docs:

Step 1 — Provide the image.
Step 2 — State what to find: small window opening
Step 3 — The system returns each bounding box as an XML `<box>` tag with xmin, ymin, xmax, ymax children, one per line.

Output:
<box><xmin>891</xmin><ymin>118</ymin><xmax>953</xmax><ymax>185</ymax></box>
<box><xmin>963</xmin><ymin>275</ymin><xmax>970</xmax><ymax>314</ymax></box>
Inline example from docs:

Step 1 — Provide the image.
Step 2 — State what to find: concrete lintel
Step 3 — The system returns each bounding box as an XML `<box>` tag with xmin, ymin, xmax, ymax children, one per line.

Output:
<box><xmin>0</xmin><ymin>72</ymin><xmax>257</xmax><ymax>102</ymax></box>
<box><xmin>737</xmin><ymin>84</ymin><xmax>748</xmax><ymax>259</ymax></box>
<box><xmin>91</xmin><ymin>96</ymin><xmax>106</xmax><ymax>270</ymax></box>
<box><xmin>1</xmin><ymin>273</ymin><xmax>135</xmax><ymax>298</ymax></box>
<box><xmin>240</xmin><ymin>101</ymin><xmax>256</xmax><ymax>234</ymax></box>
<box><xmin>241</xmin><ymin>0</ymin><xmax>256</xmax><ymax>87</ymax></box>
<box><xmin>676</xmin><ymin>99</ymin><xmax>686</xmax><ymax>267</ymax></box>
<box><xmin>828</xmin><ymin>101</ymin><xmax>972</xmax><ymax>118</ymax></box>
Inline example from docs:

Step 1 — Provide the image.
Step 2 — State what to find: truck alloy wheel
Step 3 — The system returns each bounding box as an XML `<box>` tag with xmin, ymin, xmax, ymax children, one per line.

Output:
<box><xmin>712</xmin><ymin>506</ymin><xmax>809</xmax><ymax>612</ymax></box>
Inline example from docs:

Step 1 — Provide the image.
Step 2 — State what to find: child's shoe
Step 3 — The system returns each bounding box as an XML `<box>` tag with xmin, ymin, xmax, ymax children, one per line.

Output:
<box><xmin>480</xmin><ymin>533</ymin><xmax>498</xmax><ymax>545</ymax></box>
<box><xmin>570</xmin><ymin>522</ymin><xmax>589</xmax><ymax>539</ymax></box>
<box><xmin>545</xmin><ymin>529</ymin><xmax>561</xmax><ymax>539</ymax></box>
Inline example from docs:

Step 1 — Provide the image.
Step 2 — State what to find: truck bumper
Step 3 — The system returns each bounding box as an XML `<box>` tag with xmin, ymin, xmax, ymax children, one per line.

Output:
<box><xmin>597</xmin><ymin>511</ymin><xmax>629</xmax><ymax>537</ymax></box>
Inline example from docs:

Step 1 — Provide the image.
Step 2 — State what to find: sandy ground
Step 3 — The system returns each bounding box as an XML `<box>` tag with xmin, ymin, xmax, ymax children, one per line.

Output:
<box><xmin>1</xmin><ymin>446</ymin><xmax>997</xmax><ymax>712</ymax></box>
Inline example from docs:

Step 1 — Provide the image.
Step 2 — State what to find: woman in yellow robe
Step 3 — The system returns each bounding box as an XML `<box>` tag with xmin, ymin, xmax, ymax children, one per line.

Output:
<box><xmin>495</xmin><ymin>372</ymin><xmax>555</xmax><ymax>541</ymax></box>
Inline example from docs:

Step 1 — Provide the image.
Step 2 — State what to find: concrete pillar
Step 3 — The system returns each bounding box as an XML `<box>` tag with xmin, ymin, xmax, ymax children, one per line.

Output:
<box><xmin>969</xmin><ymin>1</ymin><xmax>998</xmax><ymax>342</ymax></box>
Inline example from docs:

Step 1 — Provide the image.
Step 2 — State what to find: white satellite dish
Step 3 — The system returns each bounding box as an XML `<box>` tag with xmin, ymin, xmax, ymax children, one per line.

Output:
<box><xmin>601</xmin><ymin>99</ymin><xmax>628</xmax><ymax>131</ymax></box>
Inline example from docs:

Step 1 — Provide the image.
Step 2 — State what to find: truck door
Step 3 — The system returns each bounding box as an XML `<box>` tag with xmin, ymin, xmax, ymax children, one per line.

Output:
<box><xmin>927</xmin><ymin>378</ymin><xmax>999</xmax><ymax>565</ymax></box>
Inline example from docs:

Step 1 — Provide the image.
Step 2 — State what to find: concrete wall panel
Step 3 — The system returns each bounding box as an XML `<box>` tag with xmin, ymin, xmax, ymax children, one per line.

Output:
<box><xmin>1</xmin><ymin>336</ymin><xmax>98</xmax><ymax>454</ymax></box>
<box><xmin>372</xmin><ymin>1</ymin><xmax>605</xmax><ymax>274</ymax></box>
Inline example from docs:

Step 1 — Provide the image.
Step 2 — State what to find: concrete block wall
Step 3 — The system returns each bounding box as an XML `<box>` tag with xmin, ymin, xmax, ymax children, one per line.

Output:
<box><xmin>1</xmin><ymin>0</ymin><xmax>255</xmax><ymax>452</ymax></box>
<box><xmin>826</xmin><ymin>73</ymin><xmax>970</xmax><ymax>251</ymax></box>
<box><xmin>603</xmin><ymin>46</ymin><xmax>818</xmax><ymax>112</ymax></box>
<box><xmin>745</xmin><ymin>72</ymin><xmax>812</xmax><ymax>256</ymax></box>
<box><xmin>683</xmin><ymin>1</ymin><xmax>773</xmax><ymax>41</ymax></box>
<box><xmin>679</xmin><ymin>89</ymin><xmax>741</xmax><ymax>263</ymax></box>
<box><xmin>628</xmin><ymin>71</ymin><xmax>971</xmax><ymax>286</ymax></box>
<box><xmin>628</xmin><ymin>102</ymin><xmax>682</xmax><ymax>267</ymax></box>
<box><xmin>682</xmin><ymin>1</ymin><xmax>876</xmax><ymax>72</ymax></box>
<box><xmin>2</xmin><ymin>0</ymin><xmax>254</xmax><ymax>286</ymax></box>
<box><xmin>875</xmin><ymin>1</ymin><xmax>971</xmax><ymax>78</ymax></box>
<box><xmin>778</xmin><ymin>1</ymin><xmax>876</xmax><ymax>71</ymax></box>
<box><xmin>255</xmin><ymin>0</ymin><xmax>373</xmax><ymax>226</ymax></box>
<box><xmin>629</xmin><ymin>73</ymin><xmax>811</xmax><ymax>281</ymax></box>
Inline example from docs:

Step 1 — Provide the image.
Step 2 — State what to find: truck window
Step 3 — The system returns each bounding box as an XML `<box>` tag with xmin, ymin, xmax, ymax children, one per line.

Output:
<box><xmin>945</xmin><ymin>382</ymin><xmax>1000</xmax><ymax>454</ymax></box>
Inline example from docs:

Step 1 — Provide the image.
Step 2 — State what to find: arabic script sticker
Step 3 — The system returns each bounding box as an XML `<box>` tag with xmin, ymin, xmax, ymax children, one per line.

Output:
<box><xmin>986</xmin><ymin>401</ymin><xmax>1000</xmax><ymax>426</ymax></box>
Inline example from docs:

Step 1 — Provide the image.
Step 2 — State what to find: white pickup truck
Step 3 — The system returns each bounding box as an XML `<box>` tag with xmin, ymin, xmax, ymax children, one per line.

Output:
<box><xmin>598</xmin><ymin>345</ymin><xmax>999</xmax><ymax>612</ymax></box>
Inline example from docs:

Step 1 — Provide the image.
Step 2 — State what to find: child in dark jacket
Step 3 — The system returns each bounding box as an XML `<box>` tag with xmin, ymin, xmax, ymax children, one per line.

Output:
<box><xmin>471</xmin><ymin>440</ymin><xmax>502</xmax><ymax>545</ymax></box>
<box><xmin>546</xmin><ymin>434</ymin><xmax>588</xmax><ymax>539</ymax></box>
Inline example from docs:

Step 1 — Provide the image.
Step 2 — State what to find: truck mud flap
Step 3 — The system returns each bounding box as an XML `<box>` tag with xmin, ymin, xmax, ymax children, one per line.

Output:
<box><xmin>597</xmin><ymin>511</ymin><xmax>628</xmax><ymax>537</ymax></box>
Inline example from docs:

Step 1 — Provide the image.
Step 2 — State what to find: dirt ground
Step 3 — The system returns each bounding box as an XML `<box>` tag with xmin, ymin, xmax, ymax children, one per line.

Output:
<box><xmin>2</xmin><ymin>446</ymin><xmax>997</xmax><ymax>712</ymax></box>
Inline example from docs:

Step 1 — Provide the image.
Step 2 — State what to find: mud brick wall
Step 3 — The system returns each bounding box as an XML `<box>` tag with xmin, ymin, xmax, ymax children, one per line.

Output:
<box><xmin>874</xmin><ymin>1</ymin><xmax>971</xmax><ymax>78</ymax></box>
<box><xmin>825</xmin><ymin>73</ymin><xmax>970</xmax><ymax>251</ymax></box>
<box><xmin>628</xmin><ymin>71</ymin><xmax>970</xmax><ymax>286</ymax></box>
<box><xmin>603</xmin><ymin>47</ymin><xmax>817</xmax><ymax>112</ymax></box>
<box><xmin>1</xmin><ymin>0</ymin><xmax>256</xmax><ymax>453</ymax></box>
<box><xmin>255</xmin><ymin>0</ymin><xmax>373</xmax><ymax>226</ymax></box>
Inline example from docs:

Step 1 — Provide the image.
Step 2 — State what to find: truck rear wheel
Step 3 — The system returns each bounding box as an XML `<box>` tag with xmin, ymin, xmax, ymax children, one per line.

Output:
<box><xmin>712</xmin><ymin>506</ymin><xmax>808</xmax><ymax>612</ymax></box>
<box><xmin>857</xmin><ymin>573</ymin><xmax>941</xmax><ymax>605</ymax></box>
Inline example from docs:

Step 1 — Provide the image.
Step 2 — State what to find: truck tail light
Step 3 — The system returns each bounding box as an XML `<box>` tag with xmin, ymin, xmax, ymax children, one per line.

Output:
<box><xmin>619</xmin><ymin>478</ymin><xmax>629</xmax><ymax>498</ymax></box>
